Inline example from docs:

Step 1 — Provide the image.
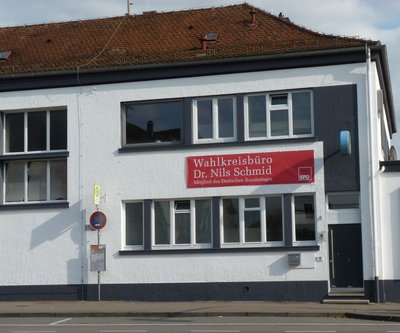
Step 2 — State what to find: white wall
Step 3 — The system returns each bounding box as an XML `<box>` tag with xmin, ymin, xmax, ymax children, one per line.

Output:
<box><xmin>0</xmin><ymin>62</ymin><xmax>371</xmax><ymax>287</ymax></box>
<box><xmin>379</xmin><ymin>173</ymin><xmax>400</xmax><ymax>280</ymax></box>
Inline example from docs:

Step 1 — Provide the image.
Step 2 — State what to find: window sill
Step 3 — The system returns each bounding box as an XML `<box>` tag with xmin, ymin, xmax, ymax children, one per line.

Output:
<box><xmin>0</xmin><ymin>151</ymin><xmax>69</xmax><ymax>161</ymax></box>
<box><xmin>0</xmin><ymin>201</ymin><xmax>69</xmax><ymax>210</ymax></box>
<box><xmin>119</xmin><ymin>244</ymin><xmax>320</xmax><ymax>255</ymax></box>
<box><xmin>119</xmin><ymin>137</ymin><xmax>317</xmax><ymax>153</ymax></box>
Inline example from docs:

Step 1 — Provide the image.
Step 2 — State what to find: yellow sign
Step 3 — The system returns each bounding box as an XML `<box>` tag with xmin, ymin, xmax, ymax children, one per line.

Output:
<box><xmin>93</xmin><ymin>184</ymin><xmax>101</xmax><ymax>206</ymax></box>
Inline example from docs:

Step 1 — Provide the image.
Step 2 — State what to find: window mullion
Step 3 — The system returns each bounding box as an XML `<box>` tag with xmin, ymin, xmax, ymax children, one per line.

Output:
<box><xmin>239</xmin><ymin>198</ymin><xmax>245</xmax><ymax>244</ymax></box>
<box><xmin>219</xmin><ymin>199</ymin><xmax>224</xmax><ymax>244</ymax></box>
<box><xmin>151</xmin><ymin>202</ymin><xmax>155</xmax><ymax>247</ymax></box>
<box><xmin>190</xmin><ymin>200</ymin><xmax>195</xmax><ymax>245</ymax></box>
<box><xmin>261</xmin><ymin>198</ymin><xmax>266</xmax><ymax>243</ymax></box>
<box><xmin>232</xmin><ymin>97</ymin><xmax>237</xmax><ymax>140</ymax></box>
<box><xmin>288</xmin><ymin>93</ymin><xmax>294</xmax><ymax>136</ymax></box>
<box><xmin>310</xmin><ymin>92</ymin><xmax>315</xmax><ymax>136</ymax></box>
<box><xmin>3</xmin><ymin>115</ymin><xmax>6</xmax><ymax>154</ymax></box>
<box><xmin>170</xmin><ymin>201</ymin><xmax>175</xmax><ymax>246</ymax></box>
<box><xmin>46</xmin><ymin>111</ymin><xmax>50</xmax><ymax>151</ymax></box>
<box><xmin>212</xmin><ymin>99</ymin><xmax>218</xmax><ymax>139</ymax></box>
<box><xmin>192</xmin><ymin>100</ymin><xmax>198</xmax><ymax>143</ymax></box>
<box><xmin>24</xmin><ymin>112</ymin><xmax>28</xmax><ymax>153</ymax></box>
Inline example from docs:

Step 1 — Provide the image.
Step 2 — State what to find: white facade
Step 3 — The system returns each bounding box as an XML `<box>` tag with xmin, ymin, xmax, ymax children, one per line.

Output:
<box><xmin>0</xmin><ymin>58</ymin><xmax>396</xmax><ymax>302</ymax></box>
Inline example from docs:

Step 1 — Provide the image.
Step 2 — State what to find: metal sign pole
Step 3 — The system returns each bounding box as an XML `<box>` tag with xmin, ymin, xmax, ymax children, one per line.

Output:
<box><xmin>97</xmin><ymin>230</ymin><xmax>101</xmax><ymax>302</ymax></box>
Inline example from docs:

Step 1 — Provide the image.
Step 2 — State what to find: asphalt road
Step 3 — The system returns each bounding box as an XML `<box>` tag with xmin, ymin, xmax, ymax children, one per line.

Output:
<box><xmin>0</xmin><ymin>316</ymin><xmax>400</xmax><ymax>333</ymax></box>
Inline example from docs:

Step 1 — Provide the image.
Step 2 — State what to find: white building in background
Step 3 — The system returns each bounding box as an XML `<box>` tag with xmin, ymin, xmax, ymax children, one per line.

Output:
<box><xmin>0</xmin><ymin>3</ymin><xmax>398</xmax><ymax>302</ymax></box>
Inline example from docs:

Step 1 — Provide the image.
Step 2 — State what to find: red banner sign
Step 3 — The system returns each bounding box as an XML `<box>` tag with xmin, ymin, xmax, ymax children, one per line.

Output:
<box><xmin>187</xmin><ymin>150</ymin><xmax>314</xmax><ymax>188</ymax></box>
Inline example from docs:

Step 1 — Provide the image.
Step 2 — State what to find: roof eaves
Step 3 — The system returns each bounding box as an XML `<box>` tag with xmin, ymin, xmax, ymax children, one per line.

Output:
<box><xmin>0</xmin><ymin>45</ymin><xmax>371</xmax><ymax>80</ymax></box>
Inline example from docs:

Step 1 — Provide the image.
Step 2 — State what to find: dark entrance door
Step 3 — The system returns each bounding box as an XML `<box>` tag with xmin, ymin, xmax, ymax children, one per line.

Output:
<box><xmin>328</xmin><ymin>224</ymin><xmax>363</xmax><ymax>288</ymax></box>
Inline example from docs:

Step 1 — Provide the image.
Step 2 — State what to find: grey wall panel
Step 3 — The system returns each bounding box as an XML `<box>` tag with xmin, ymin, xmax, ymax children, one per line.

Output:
<box><xmin>314</xmin><ymin>85</ymin><xmax>360</xmax><ymax>192</ymax></box>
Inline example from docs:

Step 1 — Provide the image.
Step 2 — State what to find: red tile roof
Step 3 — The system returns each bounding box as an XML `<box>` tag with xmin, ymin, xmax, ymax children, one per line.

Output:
<box><xmin>0</xmin><ymin>3</ymin><xmax>378</xmax><ymax>75</ymax></box>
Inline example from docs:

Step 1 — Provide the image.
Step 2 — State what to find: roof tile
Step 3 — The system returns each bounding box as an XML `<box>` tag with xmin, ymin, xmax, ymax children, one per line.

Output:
<box><xmin>0</xmin><ymin>3</ymin><xmax>378</xmax><ymax>75</ymax></box>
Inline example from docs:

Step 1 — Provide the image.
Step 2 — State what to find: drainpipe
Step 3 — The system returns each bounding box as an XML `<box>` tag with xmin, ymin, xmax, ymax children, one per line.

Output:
<box><xmin>366</xmin><ymin>46</ymin><xmax>381</xmax><ymax>303</ymax></box>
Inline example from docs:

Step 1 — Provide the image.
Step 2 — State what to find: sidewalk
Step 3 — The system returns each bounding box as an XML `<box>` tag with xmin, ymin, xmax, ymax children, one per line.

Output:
<box><xmin>0</xmin><ymin>301</ymin><xmax>399</xmax><ymax>321</ymax></box>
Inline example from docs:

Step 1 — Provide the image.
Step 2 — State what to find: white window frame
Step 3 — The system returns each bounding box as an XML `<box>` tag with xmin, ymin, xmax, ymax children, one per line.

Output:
<box><xmin>122</xmin><ymin>201</ymin><xmax>144</xmax><ymax>251</ymax></box>
<box><xmin>292</xmin><ymin>194</ymin><xmax>317</xmax><ymax>245</ymax></box>
<box><xmin>244</xmin><ymin>90</ymin><xmax>314</xmax><ymax>140</ymax></box>
<box><xmin>220</xmin><ymin>196</ymin><xmax>284</xmax><ymax>248</ymax></box>
<box><xmin>192</xmin><ymin>96</ymin><xmax>237</xmax><ymax>144</ymax></box>
<box><xmin>152</xmin><ymin>199</ymin><xmax>213</xmax><ymax>249</ymax></box>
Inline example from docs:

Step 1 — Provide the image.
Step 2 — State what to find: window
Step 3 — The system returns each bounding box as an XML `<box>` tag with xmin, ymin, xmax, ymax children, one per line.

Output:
<box><xmin>125</xmin><ymin>202</ymin><xmax>144</xmax><ymax>248</ymax></box>
<box><xmin>3</xmin><ymin>109</ymin><xmax>68</xmax><ymax>204</ymax></box>
<box><xmin>5</xmin><ymin>110</ymin><xmax>67</xmax><ymax>153</ymax></box>
<box><xmin>5</xmin><ymin>159</ymin><xmax>67</xmax><ymax>203</ymax></box>
<box><xmin>327</xmin><ymin>193</ymin><xmax>359</xmax><ymax>210</ymax></box>
<box><xmin>122</xmin><ymin>194</ymin><xmax>318</xmax><ymax>252</ymax></box>
<box><xmin>222</xmin><ymin>196</ymin><xmax>283</xmax><ymax>246</ymax></box>
<box><xmin>294</xmin><ymin>195</ymin><xmax>315</xmax><ymax>241</ymax></box>
<box><xmin>153</xmin><ymin>199</ymin><xmax>212</xmax><ymax>248</ymax></box>
<box><xmin>123</xmin><ymin>100</ymin><xmax>183</xmax><ymax>145</ymax></box>
<box><xmin>245</xmin><ymin>91</ymin><xmax>313</xmax><ymax>140</ymax></box>
<box><xmin>193</xmin><ymin>97</ymin><xmax>236</xmax><ymax>143</ymax></box>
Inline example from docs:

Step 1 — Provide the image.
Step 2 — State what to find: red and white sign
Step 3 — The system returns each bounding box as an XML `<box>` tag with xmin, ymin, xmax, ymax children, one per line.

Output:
<box><xmin>187</xmin><ymin>150</ymin><xmax>314</xmax><ymax>188</ymax></box>
<box><xmin>89</xmin><ymin>211</ymin><xmax>107</xmax><ymax>230</ymax></box>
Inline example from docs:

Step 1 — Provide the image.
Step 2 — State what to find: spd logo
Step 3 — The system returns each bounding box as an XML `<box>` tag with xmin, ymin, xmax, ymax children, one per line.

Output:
<box><xmin>298</xmin><ymin>167</ymin><xmax>313</xmax><ymax>182</ymax></box>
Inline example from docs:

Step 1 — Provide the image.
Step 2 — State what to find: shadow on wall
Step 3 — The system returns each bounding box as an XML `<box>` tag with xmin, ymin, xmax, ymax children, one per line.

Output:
<box><xmin>29</xmin><ymin>201</ymin><xmax>87</xmax><ymax>285</ymax></box>
<box><xmin>268</xmin><ymin>256</ymin><xmax>290</xmax><ymax>276</ymax></box>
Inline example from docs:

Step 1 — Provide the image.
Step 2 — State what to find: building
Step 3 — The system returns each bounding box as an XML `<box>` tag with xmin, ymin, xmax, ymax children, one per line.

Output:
<box><xmin>0</xmin><ymin>3</ymin><xmax>398</xmax><ymax>302</ymax></box>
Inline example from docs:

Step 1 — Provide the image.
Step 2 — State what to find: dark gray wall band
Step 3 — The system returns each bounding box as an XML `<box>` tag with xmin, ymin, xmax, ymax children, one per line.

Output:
<box><xmin>314</xmin><ymin>84</ymin><xmax>360</xmax><ymax>192</ymax></box>
<box><xmin>143</xmin><ymin>200</ymin><xmax>152</xmax><ymax>251</ymax></box>
<box><xmin>212</xmin><ymin>197</ymin><xmax>221</xmax><ymax>249</ymax></box>
<box><xmin>284</xmin><ymin>194</ymin><xmax>293</xmax><ymax>246</ymax></box>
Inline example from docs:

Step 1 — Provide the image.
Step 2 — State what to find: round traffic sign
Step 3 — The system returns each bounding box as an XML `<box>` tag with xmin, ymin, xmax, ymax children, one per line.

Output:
<box><xmin>90</xmin><ymin>211</ymin><xmax>107</xmax><ymax>230</ymax></box>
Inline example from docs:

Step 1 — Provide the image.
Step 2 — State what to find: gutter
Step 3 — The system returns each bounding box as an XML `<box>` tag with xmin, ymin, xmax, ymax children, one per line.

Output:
<box><xmin>0</xmin><ymin>46</ymin><xmax>375</xmax><ymax>79</ymax></box>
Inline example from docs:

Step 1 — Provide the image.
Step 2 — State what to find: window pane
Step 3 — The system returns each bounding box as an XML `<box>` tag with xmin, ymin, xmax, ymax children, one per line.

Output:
<box><xmin>27</xmin><ymin>161</ymin><xmax>47</xmax><ymax>201</ymax></box>
<box><xmin>293</xmin><ymin>92</ymin><xmax>312</xmax><ymax>135</ymax></box>
<box><xmin>125</xmin><ymin>101</ymin><xmax>182</xmax><ymax>144</ymax></box>
<box><xmin>218</xmin><ymin>98</ymin><xmax>234</xmax><ymax>138</ymax></box>
<box><xmin>5</xmin><ymin>161</ymin><xmax>25</xmax><ymax>202</ymax></box>
<box><xmin>197</xmin><ymin>100</ymin><xmax>213</xmax><ymax>139</ymax></box>
<box><xmin>328</xmin><ymin>194</ymin><xmax>359</xmax><ymax>209</ymax></box>
<box><xmin>175</xmin><ymin>212</ymin><xmax>191</xmax><ymax>244</ymax></box>
<box><xmin>175</xmin><ymin>200</ymin><xmax>190</xmax><ymax>211</ymax></box>
<box><xmin>125</xmin><ymin>202</ymin><xmax>143</xmax><ymax>246</ymax></box>
<box><xmin>223</xmin><ymin>198</ymin><xmax>239</xmax><ymax>243</ymax></box>
<box><xmin>244</xmin><ymin>210</ymin><xmax>261</xmax><ymax>242</ymax></box>
<box><xmin>295</xmin><ymin>196</ymin><xmax>315</xmax><ymax>241</ymax></box>
<box><xmin>50</xmin><ymin>160</ymin><xmax>67</xmax><ymax>200</ymax></box>
<box><xmin>155</xmin><ymin>201</ymin><xmax>170</xmax><ymax>245</ymax></box>
<box><xmin>28</xmin><ymin>112</ymin><xmax>47</xmax><ymax>151</ymax></box>
<box><xmin>266</xmin><ymin>196</ymin><xmax>283</xmax><ymax>241</ymax></box>
<box><xmin>50</xmin><ymin>110</ymin><xmax>67</xmax><ymax>150</ymax></box>
<box><xmin>195</xmin><ymin>199</ymin><xmax>212</xmax><ymax>244</ymax></box>
<box><xmin>248</xmin><ymin>95</ymin><xmax>266</xmax><ymax>138</ymax></box>
<box><xmin>245</xmin><ymin>198</ymin><xmax>259</xmax><ymax>208</ymax></box>
<box><xmin>5</xmin><ymin>113</ymin><xmax>24</xmax><ymax>153</ymax></box>
<box><xmin>271</xmin><ymin>110</ymin><xmax>289</xmax><ymax>136</ymax></box>
<box><xmin>271</xmin><ymin>94</ymin><xmax>288</xmax><ymax>105</ymax></box>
